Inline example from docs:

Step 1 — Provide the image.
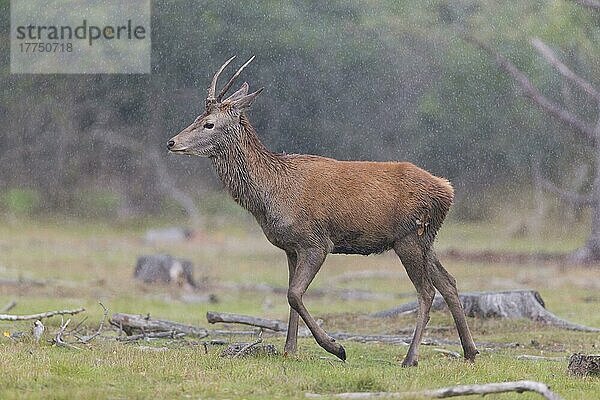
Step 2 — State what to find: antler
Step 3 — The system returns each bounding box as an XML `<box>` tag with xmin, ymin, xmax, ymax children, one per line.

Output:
<box><xmin>206</xmin><ymin>56</ymin><xmax>236</xmax><ymax>108</ymax></box>
<box><xmin>206</xmin><ymin>56</ymin><xmax>256</xmax><ymax>108</ymax></box>
<box><xmin>217</xmin><ymin>56</ymin><xmax>256</xmax><ymax>102</ymax></box>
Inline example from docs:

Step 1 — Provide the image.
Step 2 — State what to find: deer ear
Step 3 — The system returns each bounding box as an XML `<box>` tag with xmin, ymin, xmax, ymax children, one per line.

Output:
<box><xmin>223</xmin><ymin>82</ymin><xmax>249</xmax><ymax>103</ymax></box>
<box><xmin>231</xmin><ymin>88</ymin><xmax>263</xmax><ymax>112</ymax></box>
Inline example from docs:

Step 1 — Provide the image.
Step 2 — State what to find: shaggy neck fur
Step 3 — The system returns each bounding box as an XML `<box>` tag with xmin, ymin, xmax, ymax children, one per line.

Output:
<box><xmin>212</xmin><ymin>114</ymin><xmax>291</xmax><ymax>219</ymax></box>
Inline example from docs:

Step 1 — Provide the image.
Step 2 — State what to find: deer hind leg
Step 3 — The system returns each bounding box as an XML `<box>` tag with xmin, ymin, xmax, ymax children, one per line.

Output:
<box><xmin>287</xmin><ymin>247</ymin><xmax>346</xmax><ymax>361</ymax></box>
<box><xmin>394</xmin><ymin>236</ymin><xmax>435</xmax><ymax>367</ymax></box>
<box><xmin>284</xmin><ymin>251</ymin><xmax>300</xmax><ymax>356</ymax></box>
<box><xmin>430</xmin><ymin>256</ymin><xmax>478</xmax><ymax>362</ymax></box>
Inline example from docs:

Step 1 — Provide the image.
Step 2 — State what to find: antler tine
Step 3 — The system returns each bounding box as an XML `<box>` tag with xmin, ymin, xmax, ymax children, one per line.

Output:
<box><xmin>217</xmin><ymin>56</ymin><xmax>256</xmax><ymax>102</ymax></box>
<box><xmin>207</xmin><ymin>56</ymin><xmax>236</xmax><ymax>104</ymax></box>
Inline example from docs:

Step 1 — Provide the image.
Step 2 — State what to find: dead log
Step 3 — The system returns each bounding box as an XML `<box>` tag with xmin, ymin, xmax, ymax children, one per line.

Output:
<box><xmin>305</xmin><ymin>380</ymin><xmax>563</xmax><ymax>400</ymax></box>
<box><xmin>568</xmin><ymin>353</ymin><xmax>600</xmax><ymax>376</ymax></box>
<box><xmin>116</xmin><ymin>331</ymin><xmax>186</xmax><ymax>342</ymax></box>
<box><xmin>134</xmin><ymin>254</ymin><xmax>196</xmax><ymax>288</ymax></box>
<box><xmin>207</xmin><ymin>311</ymin><xmax>288</xmax><ymax>331</ymax></box>
<box><xmin>516</xmin><ymin>355</ymin><xmax>567</xmax><ymax>362</ymax></box>
<box><xmin>373</xmin><ymin>290</ymin><xmax>600</xmax><ymax>332</ymax></box>
<box><xmin>110</xmin><ymin>313</ymin><xmax>208</xmax><ymax>338</ymax></box>
<box><xmin>0</xmin><ymin>307</ymin><xmax>85</xmax><ymax>321</ymax></box>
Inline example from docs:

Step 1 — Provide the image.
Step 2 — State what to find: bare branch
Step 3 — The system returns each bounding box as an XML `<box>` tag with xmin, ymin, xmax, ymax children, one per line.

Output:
<box><xmin>516</xmin><ymin>355</ymin><xmax>567</xmax><ymax>362</ymax></box>
<box><xmin>0</xmin><ymin>300</ymin><xmax>16</xmax><ymax>313</ymax></box>
<box><xmin>531</xmin><ymin>38</ymin><xmax>600</xmax><ymax>102</ymax></box>
<box><xmin>116</xmin><ymin>330</ymin><xmax>185</xmax><ymax>342</ymax></box>
<box><xmin>76</xmin><ymin>302</ymin><xmax>109</xmax><ymax>344</ymax></box>
<box><xmin>52</xmin><ymin>318</ymin><xmax>81</xmax><ymax>350</ymax></box>
<box><xmin>305</xmin><ymin>380</ymin><xmax>564</xmax><ymax>400</ymax></box>
<box><xmin>532</xmin><ymin>162</ymin><xmax>594</xmax><ymax>206</ymax></box>
<box><xmin>232</xmin><ymin>330</ymin><xmax>263</xmax><ymax>358</ymax></box>
<box><xmin>462</xmin><ymin>35</ymin><xmax>598</xmax><ymax>147</ymax></box>
<box><xmin>0</xmin><ymin>307</ymin><xmax>85</xmax><ymax>321</ymax></box>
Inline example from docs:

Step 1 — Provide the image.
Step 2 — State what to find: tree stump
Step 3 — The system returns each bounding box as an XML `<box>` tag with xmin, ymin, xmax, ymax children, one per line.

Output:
<box><xmin>373</xmin><ymin>290</ymin><xmax>600</xmax><ymax>332</ymax></box>
<box><xmin>134</xmin><ymin>254</ymin><xmax>196</xmax><ymax>288</ymax></box>
<box><xmin>568</xmin><ymin>354</ymin><xmax>600</xmax><ymax>376</ymax></box>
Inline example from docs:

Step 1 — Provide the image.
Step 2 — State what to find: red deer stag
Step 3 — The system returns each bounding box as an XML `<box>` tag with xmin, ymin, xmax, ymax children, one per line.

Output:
<box><xmin>167</xmin><ymin>56</ymin><xmax>478</xmax><ymax>366</ymax></box>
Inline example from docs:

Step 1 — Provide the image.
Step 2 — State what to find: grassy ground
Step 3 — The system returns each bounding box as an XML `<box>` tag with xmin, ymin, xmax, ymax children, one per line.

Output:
<box><xmin>0</xmin><ymin>215</ymin><xmax>598</xmax><ymax>399</ymax></box>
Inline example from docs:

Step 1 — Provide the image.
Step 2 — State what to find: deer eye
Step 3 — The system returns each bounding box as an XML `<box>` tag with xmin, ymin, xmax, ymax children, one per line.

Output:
<box><xmin>204</xmin><ymin>123</ymin><xmax>214</xmax><ymax>129</ymax></box>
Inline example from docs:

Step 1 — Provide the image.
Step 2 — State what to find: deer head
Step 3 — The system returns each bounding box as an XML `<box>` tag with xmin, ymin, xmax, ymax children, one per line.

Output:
<box><xmin>167</xmin><ymin>56</ymin><xmax>263</xmax><ymax>157</ymax></box>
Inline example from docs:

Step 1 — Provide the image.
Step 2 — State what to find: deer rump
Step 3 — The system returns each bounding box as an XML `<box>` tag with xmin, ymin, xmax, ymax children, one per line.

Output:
<box><xmin>267</xmin><ymin>157</ymin><xmax>454</xmax><ymax>256</ymax></box>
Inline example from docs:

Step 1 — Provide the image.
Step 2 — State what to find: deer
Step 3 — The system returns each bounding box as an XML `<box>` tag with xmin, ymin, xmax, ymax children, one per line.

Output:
<box><xmin>167</xmin><ymin>56</ymin><xmax>478</xmax><ymax>367</ymax></box>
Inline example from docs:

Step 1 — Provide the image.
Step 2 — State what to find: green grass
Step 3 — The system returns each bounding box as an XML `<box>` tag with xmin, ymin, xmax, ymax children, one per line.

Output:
<box><xmin>0</xmin><ymin>217</ymin><xmax>598</xmax><ymax>399</ymax></box>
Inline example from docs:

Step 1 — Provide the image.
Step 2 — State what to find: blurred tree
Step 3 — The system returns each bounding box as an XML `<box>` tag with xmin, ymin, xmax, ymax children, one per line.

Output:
<box><xmin>0</xmin><ymin>0</ymin><xmax>594</xmax><ymax>229</ymax></box>
<box><xmin>465</xmin><ymin>1</ymin><xmax>600</xmax><ymax>262</ymax></box>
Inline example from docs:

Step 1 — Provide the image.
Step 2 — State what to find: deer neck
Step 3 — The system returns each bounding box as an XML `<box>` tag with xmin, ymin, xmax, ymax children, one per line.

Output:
<box><xmin>212</xmin><ymin>115</ymin><xmax>284</xmax><ymax>218</ymax></box>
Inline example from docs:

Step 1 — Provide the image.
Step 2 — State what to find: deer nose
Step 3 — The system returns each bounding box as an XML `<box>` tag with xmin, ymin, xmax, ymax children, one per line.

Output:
<box><xmin>167</xmin><ymin>140</ymin><xmax>175</xmax><ymax>149</ymax></box>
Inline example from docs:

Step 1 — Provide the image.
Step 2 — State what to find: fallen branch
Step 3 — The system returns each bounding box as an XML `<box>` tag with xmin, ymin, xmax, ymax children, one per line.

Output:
<box><xmin>373</xmin><ymin>290</ymin><xmax>600</xmax><ymax>332</ymax></box>
<box><xmin>76</xmin><ymin>302</ymin><xmax>108</xmax><ymax>344</ymax></box>
<box><xmin>432</xmin><ymin>348</ymin><xmax>461</xmax><ymax>359</ymax></box>
<box><xmin>110</xmin><ymin>313</ymin><xmax>208</xmax><ymax>338</ymax></box>
<box><xmin>0</xmin><ymin>307</ymin><xmax>85</xmax><ymax>321</ymax></box>
<box><xmin>116</xmin><ymin>330</ymin><xmax>185</xmax><ymax>342</ymax></box>
<box><xmin>207</xmin><ymin>311</ymin><xmax>288</xmax><ymax>332</ymax></box>
<box><xmin>233</xmin><ymin>330</ymin><xmax>263</xmax><ymax>358</ymax></box>
<box><xmin>0</xmin><ymin>300</ymin><xmax>16</xmax><ymax>313</ymax></box>
<box><xmin>517</xmin><ymin>355</ymin><xmax>567</xmax><ymax>362</ymax></box>
<box><xmin>305</xmin><ymin>380</ymin><xmax>563</xmax><ymax>400</ymax></box>
<box><xmin>52</xmin><ymin>318</ymin><xmax>81</xmax><ymax>350</ymax></box>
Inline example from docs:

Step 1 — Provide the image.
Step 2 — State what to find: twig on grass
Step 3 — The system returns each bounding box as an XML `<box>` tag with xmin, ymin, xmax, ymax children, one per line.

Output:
<box><xmin>232</xmin><ymin>330</ymin><xmax>263</xmax><ymax>358</ymax></box>
<box><xmin>0</xmin><ymin>307</ymin><xmax>85</xmax><ymax>321</ymax></box>
<box><xmin>76</xmin><ymin>302</ymin><xmax>108</xmax><ymax>344</ymax></box>
<box><xmin>69</xmin><ymin>316</ymin><xmax>89</xmax><ymax>335</ymax></box>
<box><xmin>305</xmin><ymin>380</ymin><xmax>563</xmax><ymax>400</ymax></box>
<box><xmin>116</xmin><ymin>330</ymin><xmax>185</xmax><ymax>342</ymax></box>
<box><xmin>52</xmin><ymin>318</ymin><xmax>81</xmax><ymax>350</ymax></box>
<box><xmin>516</xmin><ymin>355</ymin><xmax>567</xmax><ymax>362</ymax></box>
<box><xmin>432</xmin><ymin>348</ymin><xmax>461</xmax><ymax>359</ymax></box>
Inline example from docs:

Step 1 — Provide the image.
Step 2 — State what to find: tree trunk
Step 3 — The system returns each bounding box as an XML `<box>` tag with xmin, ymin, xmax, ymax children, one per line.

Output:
<box><xmin>568</xmin><ymin>144</ymin><xmax>600</xmax><ymax>264</ymax></box>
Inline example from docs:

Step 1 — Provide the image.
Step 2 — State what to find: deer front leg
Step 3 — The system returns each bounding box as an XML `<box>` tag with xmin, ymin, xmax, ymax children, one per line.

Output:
<box><xmin>284</xmin><ymin>251</ymin><xmax>300</xmax><ymax>356</ymax></box>
<box><xmin>287</xmin><ymin>247</ymin><xmax>346</xmax><ymax>361</ymax></box>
